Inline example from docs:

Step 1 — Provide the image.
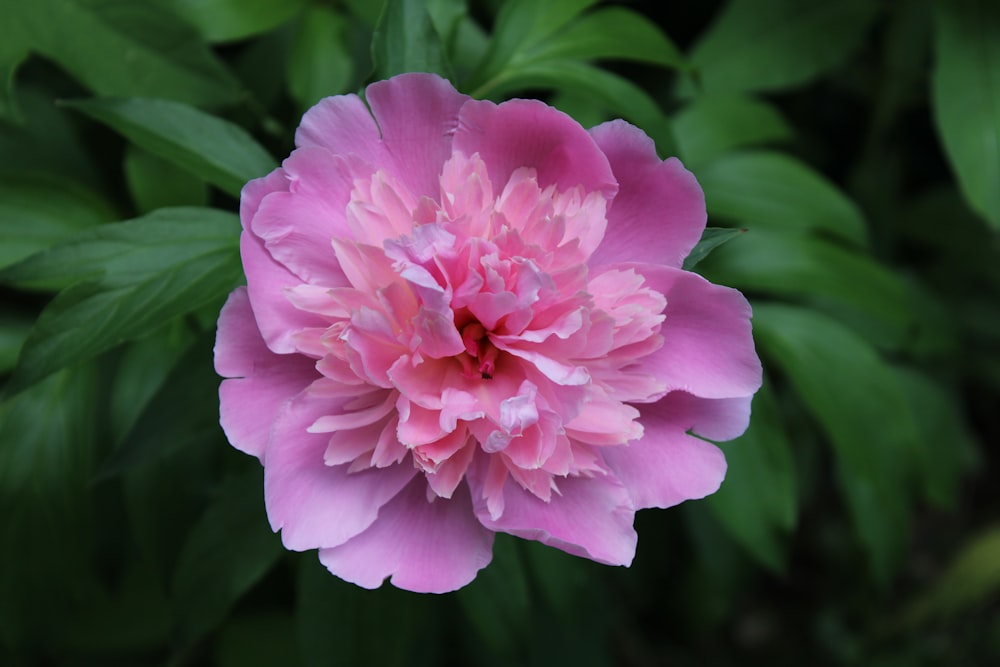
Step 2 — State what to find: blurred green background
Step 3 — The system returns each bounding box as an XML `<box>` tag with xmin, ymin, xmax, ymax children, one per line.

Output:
<box><xmin>1</xmin><ymin>0</ymin><xmax>998</xmax><ymax>664</ymax></box>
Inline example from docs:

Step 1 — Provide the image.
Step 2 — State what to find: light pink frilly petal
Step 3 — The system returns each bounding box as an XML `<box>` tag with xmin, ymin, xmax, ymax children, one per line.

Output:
<box><xmin>365</xmin><ymin>73</ymin><xmax>470</xmax><ymax>199</ymax></box>
<box><xmin>601</xmin><ymin>391</ymin><xmax>747</xmax><ymax>509</ymax></box>
<box><xmin>318</xmin><ymin>478</ymin><xmax>494</xmax><ymax>593</ymax></box>
<box><xmin>250</xmin><ymin>147</ymin><xmax>361</xmax><ymax>284</ymax></box>
<box><xmin>454</xmin><ymin>98</ymin><xmax>618</xmax><ymax>203</ymax></box>
<box><xmin>264</xmin><ymin>387</ymin><xmax>417</xmax><ymax>551</ymax></box>
<box><xmin>240</xmin><ymin>232</ymin><xmax>331</xmax><ymax>355</ymax></box>
<box><xmin>587</xmin><ymin>120</ymin><xmax>705</xmax><ymax>269</ymax></box>
<box><xmin>630</xmin><ymin>263</ymin><xmax>762</xmax><ymax>399</ymax></box>
<box><xmin>469</xmin><ymin>465</ymin><xmax>637</xmax><ymax>566</ymax></box>
<box><xmin>215</xmin><ymin>288</ymin><xmax>318</xmax><ymax>459</ymax></box>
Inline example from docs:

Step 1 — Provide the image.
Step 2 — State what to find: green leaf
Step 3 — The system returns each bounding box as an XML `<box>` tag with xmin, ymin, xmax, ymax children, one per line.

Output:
<box><xmin>698</xmin><ymin>150</ymin><xmax>869</xmax><ymax>247</ymax></box>
<box><xmin>673</xmin><ymin>95</ymin><xmax>794</xmax><ymax>166</ymax></box>
<box><xmin>707</xmin><ymin>380</ymin><xmax>797</xmax><ymax>572</ymax></box>
<box><xmin>0</xmin><ymin>365</ymin><xmax>100</xmax><ymax>649</ymax></box>
<box><xmin>65</xmin><ymin>97</ymin><xmax>276</xmax><ymax>198</ymax></box>
<box><xmin>287</xmin><ymin>6</ymin><xmax>353</xmax><ymax>112</ymax></box>
<box><xmin>171</xmin><ymin>467</ymin><xmax>282</xmax><ymax>647</ymax></box>
<box><xmin>160</xmin><ymin>0</ymin><xmax>309</xmax><ymax>43</ymax></box>
<box><xmin>525</xmin><ymin>6</ymin><xmax>687</xmax><ymax>70</ymax></box>
<box><xmin>682</xmin><ymin>227</ymin><xmax>746</xmax><ymax>271</ymax></box>
<box><xmin>752</xmin><ymin>304</ymin><xmax>919</xmax><ymax>584</ymax></box>
<box><xmin>932</xmin><ymin>0</ymin><xmax>1000</xmax><ymax>230</ymax></box>
<box><xmin>124</xmin><ymin>145</ymin><xmax>209</xmax><ymax>214</ymax></box>
<box><xmin>701</xmin><ymin>229</ymin><xmax>914</xmax><ymax>350</ymax></box>
<box><xmin>482</xmin><ymin>59</ymin><xmax>679</xmax><ymax>158</ymax></box>
<box><xmin>296</xmin><ymin>558</ymin><xmax>445</xmax><ymax>667</ymax></box>
<box><xmin>683</xmin><ymin>0</ymin><xmax>881</xmax><ymax>95</ymax></box>
<box><xmin>371</xmin><ymin>0</ymin><xmax>451</xmax><ymax>79</ymax></box>
<box><xmin>0</xmin><ymin>170</ymin><xmax>116</xmax><ymax>271</ymax></box>
<box><xmin>455</xmin><ymin>534</ymin><xmax>532</xmax><ymax>657</ymax></box>
<box><xmin>8</xmin><ymin>0</ymin><xmax>242</xmax><ymax>108</ymax></box>
<box><xmin>99</xmin><ymin>331</ymin><xmax>220</xmax><ymax>480</ymax></box>
<box><xmin>1</xmin><ymin>207</ymin><xmax>242</xmax><ymax>394</ymax></box>
<box><xmin>467</xmin><ymin>0</ymin><xmax>600</xmax><ymax>93</ymax></box>
<box><xmin>903</xmin><ymin>526</ymin><xmax>1000</xmax><ymax>625</ymax></box>
<box><xmin>0</xmin><ymin>311</ymin><xmax>33</xmax><ymax>376</ymax></box>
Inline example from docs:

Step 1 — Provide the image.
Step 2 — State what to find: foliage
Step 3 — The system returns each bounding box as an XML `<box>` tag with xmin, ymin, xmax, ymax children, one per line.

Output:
<box><xmin>0</xmin><ymin>0</ymin><xmax>997</xmax><ymax>664</ymax></box>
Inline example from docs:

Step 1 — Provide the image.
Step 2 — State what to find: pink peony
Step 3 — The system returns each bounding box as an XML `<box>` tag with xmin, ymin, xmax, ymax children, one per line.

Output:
<box><xmin>214</xmin><ymin>73</ymin><xmax>762</xmax><ymax>593</ymax></box>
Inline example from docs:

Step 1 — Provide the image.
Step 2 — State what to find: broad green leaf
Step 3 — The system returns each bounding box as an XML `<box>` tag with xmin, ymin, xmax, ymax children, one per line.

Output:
<box><xmin>160</xmin><ymin>0</ymin><xmax>309</xmax><ymax>43</ymax></box>
<box><xmin>171</xmin><ymin>467</ymin><xmax>282</xmax><ymax>647</ymax></box>
<box><xmin>1</xmin><ymin>207</ymin><xmax>242</xmax><ymax>394</ymax></box>
<box><xmin>483</xmin><ymin>59</ymin><xmax>678</xmax><ymax>158</ymax></box>
<box><xmin>216</xmin><ymin>611</ymin><xmax>299</xmax><ymax>667</ymax></box>
<box><xmin>107</xmin><ymin>320</ymin><xmax>198</xmax><ymax>445</ymax></box>
<box><xmin>65</xmin><ymin>98</ymin><xmax>276</xmax><ymax>198</ymax></box>
<box><xmin>683</xmin><ymin>0</ymin><xmax>881</xmax><ymax>95</ymax></box>
<box><xmin>98</xmin><ymin>332</ymin><xmax>220</xmax><ymax>479</ymax></box>
<box><xmin>296</xmin><ymin>558</ymin><xmax>446</xmax><ymax>667</ymax></box>
<box><xmin>701</xmin><ymin>229</ymin><xmax>914</xmax><ymax>350</ymax></box>
<box><xmin>708</xmin><ymin>381</ymin><xmax>796</xmax><ymax>572</ymax></box>
<box><xmin>124</xmin><ymin>145</ymin><xmax>208</xmax><ymax>214</ymax></box>
<box><xmin>753</xmin><ymin>304</ymin><xmax>918</xmax><ymax>584</ymax></box>
<box><xmin>287</xmin><ymin>6</ymin><xmax>353</xmax><ymax>112</ymax></box>
<box><xmin>8</xmin><ymin>0</ymin><xmax>241</xmax><ymax>108</ymax></box>
<box><xmin>0</xmin><ymin>312</ymin><xmax>33</xmax><ymax>375</ymax></box>
<box><xmin>525</xmin><ymin>6</ymin><xmax>687</xmax><ymax>70</ymax></box>
<box><xmin>371</xmin><ymin>0</ymin><xmax>451</xmax><ymax>80</ymax></box>
<box><xmin>932</xmin><ymin>0</ymin><xmax>1000</xmax><ymax>230</ymax></box>
<box><xmin>0</xmin><ymin>29</ymin><xmax>28</xmax><ymax>122</ymax></box>
<box><xmin>673</xmin><ymin>95</ymin><xmax>794</xmax><ymax>166</ymax></box>
<box><xmin>698</xmin><ymin>150</ymin><xmax>869</xmax><ymax>247</ymax></box>
<box><xmin>903</xmin><ymin>526</ymin><xmax>1000</xmax><ymax>625</ymax></box>
<box><xmin>893</xmin><ymin>367</ymin><xmax>975</xmax><ymax>509</ymax></box>
<box><xmin>426</xmin><ymin>0</ymin><xmax>468</xmax><ymax>52</ymax></box>
<box><xmin>455</xmin><ymin>534</ymin><xmax>532</xmax><ymax>657</ymax></box>
<box><xmin>467</xmin><ymin>0</ymin><xmax>600</xmax><ymax>93</ymax></box>
<box><xmin>0</xmin><ymin>170</ymin><xmax>116</xmax><ymax>271</ymax></box>
<box><xmin>682</xmin><ymin>227</ymin><xmax>746</xmax><ymax>271</ymax></box>
<box><xmin>0</xmin><ymin>365</ymin><xmax>99</xmax><ymax>649</ymax></box>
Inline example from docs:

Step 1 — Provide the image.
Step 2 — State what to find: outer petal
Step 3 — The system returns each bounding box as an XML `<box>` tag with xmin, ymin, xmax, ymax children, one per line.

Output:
<box><xmin>318</xmin><ymin>479</ymin><xmax>494</xmax><ymax>593</ymax></box>
<box><xmin>250</xmin><ymin>148</ymin><xmax>360</xmax><ymax>284</ymax></box>
<box><xmin>455</xmin><ymin>98</ymin><xmax>618</xmax><ymax>201</ymax></box>
<box><xmin>633</xmin><ymin>264</ymin><xmax>762</xmax><ymax>399</ymax></box>
<box><xmin>470</xmin><ymin>469</ymin><xmax>637</xmax><ymax>566</ymax></box>
<box><xmin>295</xmin><ymin>91</ymin><xmax>386</xmax><ymax>164</ymax></box>
<box><xmin>588</xmin><ymin>120</ymin><xmax>705</xmax><ymax>269</ymax></box>
<box><xmin>365</xmin><ymin>73</ymin><xmax>470</xmax><ymax>199</ymax></box>
<box><xmin>264</xmin><ymin>388</ymin><xmax>417</xmax><ymax>551</ymax></box>
<box><xmin>241</xmin><ymin>231</ymin><xmax>330</xmax><ymax>355</ymax></box>
<box><xmin>602</xmin><ymin>393</ymin><xmax>738</xmax><ymax>509</ymax></box>
<box><xmin>215</xmin><ymin>288</ymin><xmax>318</xmax><ymax>459</ymax></box>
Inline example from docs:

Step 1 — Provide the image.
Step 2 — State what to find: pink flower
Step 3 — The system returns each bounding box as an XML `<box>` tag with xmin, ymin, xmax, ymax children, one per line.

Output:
<box><xmin>215</xmin><ymin>73</ymin><xmax>762</xmax><ymax>593</ymax></box>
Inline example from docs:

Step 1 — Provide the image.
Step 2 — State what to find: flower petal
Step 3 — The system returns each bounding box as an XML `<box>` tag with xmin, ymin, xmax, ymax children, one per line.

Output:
<box><xmin>264</xmin><ymin>388</ymin><xmax>417</xmax><ymax>551</ymax></box>
<box><xmin>215</xmin><ymin>288</ymin><xmax>318</xmax><ymax>459</ymax></box>
<box><xmin>633</xmin><ymin>264</ymin><xmax>762</xmax><ymax>399</ymax></box>
<box><xmin>455</xmin><ymin>98</ymin><xmax>618</xmax><ymax>202</ymax></box>
<box><xmin>588</xmin><ymin>120</ymin><xmax>705</xmax><ymax>269</ymax></box>
<box><xmin>602</xmin><ymin>394</ymin><xmax>732</xmax><ymax>510</ymax></box>
<box><xmin>470</xmin><ymin>468</ymin><xmax>637</xmax><ymax>566</ymax></box>
<box><xmin>318</xmin><ymin>479</ymin><xmax>494</xmax><ymax>593</ymax></box>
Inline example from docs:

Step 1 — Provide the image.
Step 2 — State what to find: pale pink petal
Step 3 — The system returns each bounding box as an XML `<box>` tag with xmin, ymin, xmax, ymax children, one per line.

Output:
<box><xmin>264</xmin><ymin>389</ymin><xmax>417</xmax><ymax>551</ymax></box>
<box><xmin>632</xmin><ymin>264</ymin><xmax>762</xmax><ymax>399</ymax></box>
<box><xmin>240</xmin><ymin>169</ymin><xmax>289</xmax><ymax>230</ymax></box>
<box><xmin>295</xmin><ymin>92</ymin><xmax>386</xmax><ymax>163</ymax></box>
<box><xmin>455</xmin><ymin>98</ymin><xmax>618</xmax><ymax>201</ymax></box>
<box><xmin>215</xmin><ymin>288</ymin><xmax>317</xmax><ymax>459</ymax></box>
<box><xmin>471</xmin><ymin>473</ymin><xmax>637</xmax><ymax>566</ymax></box>
<box><xmin>365</xmin><ymin>73</ymin><xmax>470</xmax><ymax>198</ymax></box>
<box><xmin>602</xmin><ymin>397</ymin><xmax>729</xmax><ymax>510</ymax></box>
<box><xmin>241</xmin><ymin>232</ymin><xmax>330</xmax><ymax>355</ymax></box>
<box><xmin>318</xmin><ymin>479</ymin><xmax>493</xmax><ymax>593</ymax></box>
<box><xmin>588</xmin><ymin>120</ymin><xmax>705</xmax><ymax>269</ymax></box>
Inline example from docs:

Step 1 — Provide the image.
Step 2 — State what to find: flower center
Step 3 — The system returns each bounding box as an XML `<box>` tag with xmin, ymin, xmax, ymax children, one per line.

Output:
<box><xmin>458</xmin><ymin>321</ymin><xmax>499</xmax><ymax>380</ymax></box>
